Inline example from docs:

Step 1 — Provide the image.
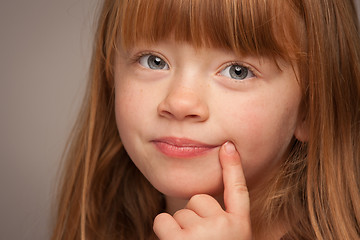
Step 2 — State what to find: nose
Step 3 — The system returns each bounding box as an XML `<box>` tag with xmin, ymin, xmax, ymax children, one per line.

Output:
<box><xmin>157</xmin><ymin>86</ymin><xmax>209</xmax><ymax>122</ymax></box>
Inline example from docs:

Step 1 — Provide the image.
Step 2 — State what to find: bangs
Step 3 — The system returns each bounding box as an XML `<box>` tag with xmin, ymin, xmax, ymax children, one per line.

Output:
<box><xmin>116</xmin><ymin>0</ymin><xmax>303</xmax><ymax>59</ymax></box>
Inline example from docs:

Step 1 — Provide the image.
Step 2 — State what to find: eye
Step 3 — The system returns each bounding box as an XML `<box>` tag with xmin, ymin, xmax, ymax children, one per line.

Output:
<box><xmin>139</xmin><ymin>54</ymin><xmax>169</xmax><ymax>70</ymax></box>
<box><xmin>220</xmin><ymin>64</ymin><xmax>255</xmax><ymax>80</ymax></box>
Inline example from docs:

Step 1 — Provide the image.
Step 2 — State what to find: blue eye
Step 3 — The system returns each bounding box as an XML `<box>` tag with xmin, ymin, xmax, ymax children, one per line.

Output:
<box><xmin>139</xmin><ymin>54</ymin><xmax>169</xmax><ymax>70</ymax></box>
<box><xmin>220</xmin><ymin>64</ymin><xmax>255</xmax><ymax>80</ymax></box>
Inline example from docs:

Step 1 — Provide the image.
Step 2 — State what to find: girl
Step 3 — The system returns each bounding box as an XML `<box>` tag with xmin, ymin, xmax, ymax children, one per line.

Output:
<box><xmin>51</xmin><ymin>0</ymin><xmax>360</xmax><ymax>239</ymax></box>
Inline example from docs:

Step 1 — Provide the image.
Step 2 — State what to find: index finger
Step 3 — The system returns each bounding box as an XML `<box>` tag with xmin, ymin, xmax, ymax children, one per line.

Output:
<box><xmin>219</xmin><ymin>141</ymin><xmax>250</xmax><ymax>215</ymax></box>
<box><xmin>153</xmin><ymin>213</ymin><xmax>182</xmax><ymax>239</ymax></box>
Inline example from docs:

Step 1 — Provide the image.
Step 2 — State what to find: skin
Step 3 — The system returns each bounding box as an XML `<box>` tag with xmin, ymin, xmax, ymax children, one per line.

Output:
<box><xmin>114</xmin><ymin>38</ymin><xmax>305</xmax><ymax>239</ymax></box>
<box><xmin>154</xmin><ymin>142</ymin><xmax>252</xmax><ymax>239</ymax></box>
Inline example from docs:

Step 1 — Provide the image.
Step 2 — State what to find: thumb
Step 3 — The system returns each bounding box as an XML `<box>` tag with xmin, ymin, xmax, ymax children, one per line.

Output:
<box><xmin>219</xmin><ymin>142</ymin><xmax>250</xmax><ymax>215</ymax></box>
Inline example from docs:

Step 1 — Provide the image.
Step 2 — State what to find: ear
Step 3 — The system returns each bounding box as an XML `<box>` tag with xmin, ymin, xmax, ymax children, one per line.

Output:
<box><xmin>294</xmin><ymin>118</ymin><xmax>309</xmax><ymax>142</ymax></box>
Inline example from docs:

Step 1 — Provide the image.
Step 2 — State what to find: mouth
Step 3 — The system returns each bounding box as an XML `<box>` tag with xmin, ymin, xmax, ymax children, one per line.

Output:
<box><xmin>151</xmin><ymin>137</ymin><xmax>219</xmax><ymax>158</ymax></box>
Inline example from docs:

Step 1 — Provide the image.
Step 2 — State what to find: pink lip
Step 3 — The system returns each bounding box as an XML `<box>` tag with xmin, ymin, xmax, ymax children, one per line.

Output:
<box><xmin>151</xmin><ymin>137</ymin><xmax>218</xmax><ymax>158</ymax></box>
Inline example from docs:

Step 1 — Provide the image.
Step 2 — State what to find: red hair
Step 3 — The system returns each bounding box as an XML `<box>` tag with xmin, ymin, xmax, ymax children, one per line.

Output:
<box><xmin>51</xmin><ymin>0</ymin><xmax>360</xmax><ymax>239</ymax></box>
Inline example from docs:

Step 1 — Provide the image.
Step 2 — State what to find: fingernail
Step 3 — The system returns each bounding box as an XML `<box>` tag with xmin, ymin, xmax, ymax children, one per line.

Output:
<box><xmin>224</xmin><ymin>141</ymin><xmax>236</xmax><ymax>154</ymax></box>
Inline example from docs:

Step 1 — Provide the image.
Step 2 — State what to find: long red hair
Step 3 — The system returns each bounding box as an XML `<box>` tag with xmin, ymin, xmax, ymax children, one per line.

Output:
<box><xmin>51</xmin><ymin>0</ymin><xmax>360</xmax><ymax>239</ymax></box>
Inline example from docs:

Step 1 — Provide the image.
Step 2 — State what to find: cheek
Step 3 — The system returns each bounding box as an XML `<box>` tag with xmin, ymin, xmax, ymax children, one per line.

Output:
<box><xmin>243</xmin><ymin>101</ymin><xmax>298</xmax><ymax>143</ymax></box>
<box><xmin>115</xmin><ymin>91</ymin><xmax>135</xmax><ymax>137</ymax></box>
<box><xmin>115</xmin><ymin>81</ymin><xmax>154</xmax><ymax>132</ymax></box>
<box><xmin>218</xmin><ymin>96</ymin><xmax>300</xmax><ymax>183</ymax></box>
<box><xmin>114</xmin><ymin>85</ymin><xmax>153</xmax><ymax>175</ymax></box>
<box><xmin>114</xmin><ymin>81</ymin><xmax>147</xmax><ymax>155</ymax></box>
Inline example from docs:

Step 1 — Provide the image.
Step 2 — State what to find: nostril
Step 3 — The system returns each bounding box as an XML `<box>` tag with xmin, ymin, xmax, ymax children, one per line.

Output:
<box><xmin>188</xmin><ymin>114</ymin><xmax>200</xmax><ymax>119</ymax></box>
<box><xmin>157</xmin><ymin>91</ymin><xmax>209</xmax><ymax>121</ymax></box>
<box><xmin>159</xmin><ymin>110</ymin><xmax>173</xmax><ymax>118</ymax></box>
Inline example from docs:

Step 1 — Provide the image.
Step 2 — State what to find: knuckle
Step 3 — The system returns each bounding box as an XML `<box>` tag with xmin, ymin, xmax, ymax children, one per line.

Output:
<box><xmin>187</xmin><ymin>194</ymin><xmax>212</xmax><ymax>209</ymax></box>
<box><xmin>153</xmin><ymin>212</ymin><xmax>168</xmax><ymax>225</ymax></box>
<box><xmin>233</xmin><ymin>182</ymin><xmax>249</xmax><ymax>193</ymax></box>
<box><xmin>216</xmin><ymin>214</ymin><xmax>231</xmax><ymax>226</ymax></box>
<box><xmin>189</xmin><ymin>193</ymin><xmax>210</xmax><ymax>203</ymax></box>
<box><xmin>192</xmin><ymin>223</ymin><xmax>207</xmax><ymax>235</ymax></box>
<box><xmin>172</xmin><ymin>209</ymin><xmax>184</xmax><ymax>218</ymax></box>
<box><xmin>173</xmin><ymin>208</ymin><xmax>192</xmax><ymax>221</ymax></box>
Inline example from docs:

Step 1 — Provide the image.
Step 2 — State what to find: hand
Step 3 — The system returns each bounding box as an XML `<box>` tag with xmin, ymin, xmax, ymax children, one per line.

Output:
<box><xmin>153</xmin><ymin>142</ymin><xmax>252</xmax><ymax>240</ymax></box>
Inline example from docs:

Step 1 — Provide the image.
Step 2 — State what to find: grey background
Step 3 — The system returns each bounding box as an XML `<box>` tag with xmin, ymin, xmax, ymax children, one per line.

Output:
<box><xmin>1</xmin><ymin>0</ymin><xmax>98</xmax><ymax>239</ymax></box>
<box><xmin>0</xmin><ymin>1</ymin><xmax>359</xmax><ymax>240</ymax></box>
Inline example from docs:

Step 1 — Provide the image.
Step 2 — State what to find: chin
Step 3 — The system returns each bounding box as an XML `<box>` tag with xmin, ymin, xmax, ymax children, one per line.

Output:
<box><xmin>152</xmin><ymin>174</ymin><xmax>224</xmax><ymax>200</ymax></box>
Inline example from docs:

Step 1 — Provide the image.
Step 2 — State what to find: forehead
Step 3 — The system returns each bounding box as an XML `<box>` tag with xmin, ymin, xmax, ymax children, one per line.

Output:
<box><xmin>116</xmin><ymin>0</ymin><xmax>303</xmax><ymax>60</ymax></box>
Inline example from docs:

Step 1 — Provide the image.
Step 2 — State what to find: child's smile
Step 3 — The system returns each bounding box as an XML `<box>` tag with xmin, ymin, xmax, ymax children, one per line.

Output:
<box><xmin>114</xmin><ymin>38</ymin><xmax>305</xmax><ymax>201</ymax></box>
<box><xmin>52</xmin><ymin>0</ymin><xmax>360</xmax><ymax>238</ymax></box>
<box><xmin>150</xmin><ymin>137</ymin><xmax>221</xmax><ymax>159</ymax></box>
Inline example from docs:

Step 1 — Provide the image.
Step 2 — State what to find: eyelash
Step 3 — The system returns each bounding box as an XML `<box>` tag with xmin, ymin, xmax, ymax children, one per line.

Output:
<box><xmin>130</xmin><ymin>52</ymin><xmax>259</xmax><ymax>80</ymax></box>
<box><xmin>218</xmin><ymin>61</ymin><xmax>258</xmax><ymax>81</ymax></box>
<box><xmin>131</xmin><ymin>52</ymin><xmax>168</xmax><ymax>66</ymax></box>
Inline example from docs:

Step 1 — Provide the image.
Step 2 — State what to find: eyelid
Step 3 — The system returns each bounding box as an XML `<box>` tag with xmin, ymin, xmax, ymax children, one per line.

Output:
<box><xmin>219</xmin><ymin>61</ymin><xmax>260</xmax><ymax>78</ymax></box>
<box><xmin>130</xmin><ymin>51</ymin><xmax>170</xmax><ymax>68</ymax></box>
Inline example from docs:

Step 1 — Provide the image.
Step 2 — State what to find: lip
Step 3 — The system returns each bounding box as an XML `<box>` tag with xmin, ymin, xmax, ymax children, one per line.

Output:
<box><xmin>151</xmin><ymin>137</ymin><xmax>219</xmax><ymax>158</ymax></box>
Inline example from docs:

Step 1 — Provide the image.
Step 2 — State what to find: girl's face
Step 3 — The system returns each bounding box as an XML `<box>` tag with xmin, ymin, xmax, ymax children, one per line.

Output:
<box><xmin>114</xmin><ymin>38</ymin><xmax>304</xmax><ymax>199</ymax></box>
